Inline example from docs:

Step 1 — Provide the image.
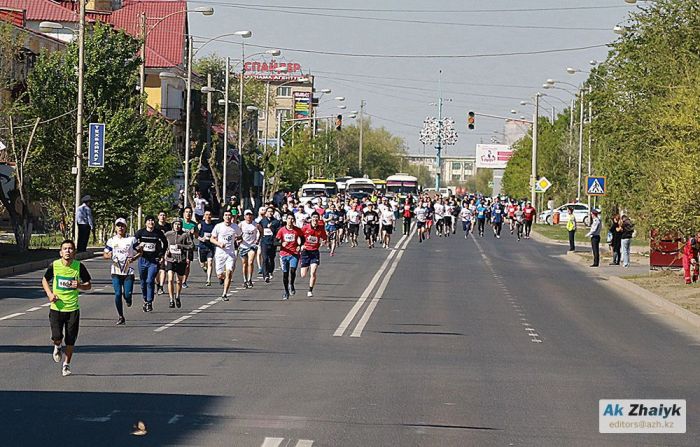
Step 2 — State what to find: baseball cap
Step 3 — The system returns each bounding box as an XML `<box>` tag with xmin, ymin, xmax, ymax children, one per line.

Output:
<box><xmin>244</xmin><ymin>209</ymin><xmax>253</xmax><ymax>215</ymax></box>
<box><xmin>115</xmin><ymin>218</ymin><xmax>127</xmax><ymax>226</ymax></box>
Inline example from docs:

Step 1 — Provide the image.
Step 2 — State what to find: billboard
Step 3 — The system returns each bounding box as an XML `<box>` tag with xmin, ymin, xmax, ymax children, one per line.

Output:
<box><xmin>475</xmin><ymin>144</ymin><xmax>514</xmax><ymax>169</ymax></box>
<box><xmin>244</xmin><ymin>59</ymin><xmax>305</xmax><ymax>81</ymax></box>
<box><xmin>293</xmin><ymin>91</ymin><xmax>311</xmax><ymax>119</ymax></box>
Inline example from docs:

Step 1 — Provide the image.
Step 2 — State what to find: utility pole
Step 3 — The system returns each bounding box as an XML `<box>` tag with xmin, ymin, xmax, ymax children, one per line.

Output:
<box><xmin>531</xmin><ymin>93</ymin><xmax>540</xmax><ymax>208</ymax></box>
<box><xmin>139</xmin><ymin>12</ymin><xmax>146</xmax><ymax>115</ymax></box>
<box><xmin>358</xmin><ymin>99</ymin><xmax>365</xmax><ymax>172</ymax></box>
<box><xmin>223</xmin><ymin>57</ymin><xmax>230</xmax><ymax>204</ymax></box>
<box><xmin>184</xmin><ymin>37</ymin><xmax>193</xmax><ymax>207</ymax></box>
<box><xmin>73</xmin><ymin>0</ymin><xmax>86</xmax><ymax>243</ymax></box>
<box><xmin>577</xmin><ymin>88</ymin><xmax>585</xmax><ymax>200</ymax></box>
<box><xmin>237</xmin><ymin>40</ymin><xmax>246</xmax><ymax>200</ymax></box>
<box><xmin>206</xmin><ymin>73</ymin><xmax>212</xmax><ymax>167</ymax></box>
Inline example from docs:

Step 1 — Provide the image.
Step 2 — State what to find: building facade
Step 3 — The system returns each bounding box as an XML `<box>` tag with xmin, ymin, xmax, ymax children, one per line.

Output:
<box><xmin>402</xmin><ymin>154</ymin><xmax>476</xmax><ymax>185</ymax></box>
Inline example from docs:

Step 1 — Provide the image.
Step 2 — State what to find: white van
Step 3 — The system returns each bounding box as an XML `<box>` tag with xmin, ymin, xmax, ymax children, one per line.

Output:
<box><xmin>298</xmin><ymin>183</ymin><xmax>328</xmax><ymax>206</ymax></box>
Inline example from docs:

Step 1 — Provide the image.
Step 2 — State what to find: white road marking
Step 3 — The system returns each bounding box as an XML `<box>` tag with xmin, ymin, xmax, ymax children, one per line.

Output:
<box><xmin>190</xmin><ymin>309</ymin><xmax>202</xmax><ymax>314</ymax></box>
<box><xmin>333</xmin><ymin>232</ymin><xmax>409</xmax><ymax>337</ymax></box>
<box><xmin>26</xmin><ymin>307</ymin><xmax>42</xmax><ymax>312</ymax></box>
<box><xmin>168</xmin><ymin>414</ymin><xmax>183</xmax><ymax>424</ymax></box>
<box><xmin>351</xmin><ymin>225</ymin><xmax>417</xmax><ymax>337</ymax></box>
<box><xmin>154</xmin><ymin>315</ymin><xmax>192</xmax><ymax>332</ymax></box>
<box><xmin>296</xmin><ymin>441</ymin><xmax>314</xmax><ymax>447</ymax></box>
<box><xmin>41</xmin><ymin>303</ymin><xmax>52</xmax><ymax>307</ymax></box>
<box><xmin>207</xmin><ymin>300</ymin><xmax>218</xmax><ymax>305</ymax></box>
<box><xmin>261</xmin><ymin>438</ymin><xmax>284</xmax><ymax>447</ymax></box>
<box><xmin>198</xmin><ymin>305</ymin><xmax>210</xmax><ymax>310</ymax></box>
<box><xmin>0</xmin><ymin>313</ymin><xmax>24</xmax><ymax>321</ymax></box>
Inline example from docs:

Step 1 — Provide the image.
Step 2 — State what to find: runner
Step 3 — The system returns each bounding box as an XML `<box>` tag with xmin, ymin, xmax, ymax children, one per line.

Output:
<box><xmin>180</xmin><ymin>207</ymin><xmax>198</xmax><ymax>288</ymax></box>
<box><xmin>259</xmin><ymin>206</ymin><xmax>281</xmax><ymax>283</ymax></box>
<box><xmin>239</xmin><ymin>210</ymin><xmax>262</xmax><ymax>288</ymax></box>
<box><xmin>507</xmin><ymin>200</ymin><xmax>517</xmax><ymax>235</ymax></box>
<box><xmin>255</xmin><ymin>208</ymin><xmax>266</xmax><ymax>276</ymax></box>
<box><xmin>41</xmin><ymin>240</ymin><xmax>92</xmax><ymax>377</ymax></box>
<box><xmin>425</xmin><ymin>199</ymin><xmax>434</xmax><ymax>239</ymax></box>
<box><xmin>346</xmin><ymin>203</ymin><xmax>361</xmax><ymax>248</ymax></box>
<box><xmin>300</xmin><ymin>212</ymin><xmax>328</xmax><ymax>297</ymax></box>
<box><xmin>491</xmin><ymin>198</ymin><xmax>504</xmax><ymax>238</ymax></box>
<box><xmin>380</xmin><ymin>201</ymin><xmax>396</xmax><ymax>249</ymax></box>
<box><xmin>164</xmin><ymin>219</ymin><xmax>194</xmax><ymax>308</ymax></box>
<box><xmin>401</xmin><ymin>200</ymin><xmax>413</xmax><ymax>236</ymax></box>
<box><xmin>443</xmin><ymin>200</ymin><xmax>454</xmax><ymax>238</ymax></box>
<box><xmin>523</xmin><ymin>201</ymin><xmax>536</xmax><ymax>239</ymax></box>
<box><xmin>193</xmin><ymin>190</ymin><xmax>209</xmax><ymax>222</ymax></box>
<box><xmin>363</xmin><ymin>202</ymin><xmax>380</xmax><ymax>249</ymax></box>
<box><xmin>276</xmin><ymin>214</ymin><xmax>303</xmax><ymax>300</ymax></box>
<box><xmin>414</xmin><ymin>200</ymin><xmax>428</xmax><ymax>243</ymax></box>
<box><xmin>134</xmin><ymin>216</ymin><xmax>168</xmax><ymax>312</ymax></box>
<box><xmin>210</xmin><ymin>210</ymin><xmax>243</xmax><ymax>300</ymax></box>
<box><xmin>323</xmin><ymin>203</ymin><xmax>340</xmax><ymax>256</ymax></box>
<box><xmin>434</xmin><ymin>198</ymin><xmax>445</xmax><ymax>237</ymax></box>
<box><xmin>335</xmin><ymin>201</ymin><xmax>347</xmax><ymax>245</ymax></box>
<box><xmin>197</xmin><ymin>210</ymin><xmax>216</xmax><ymax>286</ymax></box>
<box><xmin>476</xmin><ymin>201</ymin><xmax>487</xmax><ymax>237</ymax></box>
<box><xmin>103</xmin><ymin>218</ymin><xmax>140</xmax><ymax>325</ymax></box>
<box><xmin>154</xmin><ymin>211</ymin><xmax>171</xmax><ymax>295</ymax></box>
<box><xmin>459</xmin><ymin>201</ymin><xmax>473</xmax><ymax>239</ymax></box>
<box><xmin>514</xmin><ymin>204</ymin><xmax>525</xmax><ymax>241</ymax></box>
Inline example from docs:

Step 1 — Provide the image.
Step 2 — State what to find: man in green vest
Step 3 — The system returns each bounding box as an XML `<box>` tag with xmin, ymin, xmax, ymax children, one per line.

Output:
<box><xmin>566</xmin><ymin>206</ymin><xmax>577</xmax><ymax>252</ymax></box>
<box><xmin>41</xmin><ymin>240</ymin><xmax>92</xmax><ymax>377</ymax></box>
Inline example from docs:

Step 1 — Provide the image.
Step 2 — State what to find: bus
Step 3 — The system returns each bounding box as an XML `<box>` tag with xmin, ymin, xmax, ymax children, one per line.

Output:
<box><xmin>345</xmin><ymin>178</ymin><xmax>376</xmax><ymax>199</ymax></box>
<box><xmin>298</xmin><ymin>183</ymin><xmax>328</xmax><ymax>206</ymax></box>
<box><xmin>386</xmin><ymin>174</ymin><xmax>418</xmax><ymax>200</ymax></box>
<box><xmin>335</xmin><ymin>176</ymin><xmax>352</xmax><ymax>192</ymax></box>
<box><xmin>308</xmin><ymin>178</ymin><xmax>338</xmax><ymax>197</ymax></box>
<box><xmin>372</xmin><ymin>179</ymin><xmax>387</xmax><ymax>195</ymax></box>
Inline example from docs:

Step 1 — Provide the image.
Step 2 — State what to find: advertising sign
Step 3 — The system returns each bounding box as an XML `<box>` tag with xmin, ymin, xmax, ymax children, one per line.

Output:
<box><xmin>244</xmin><ymin>59</ymin><xmax>305</xmax><ymax>81</ymax></box>
<box><xmin>293</xmin><ymin>92</ymin><xmax>311</xmax><ymax>119</ymax></box>
<box><xmin>88</xmin><ymin>123</ymin><xmax>105</xmax><ymax>168</ymax></box>
<box><xmin>475</xmin><ymin>144</ymin><xmax>513</xmax><ymax>169</ymax></box>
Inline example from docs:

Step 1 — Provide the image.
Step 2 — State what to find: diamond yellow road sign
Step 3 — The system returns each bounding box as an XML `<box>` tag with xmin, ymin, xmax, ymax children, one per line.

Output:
<box><xmin>535</xmin><ymin>177</ymin><xmax>552</xmax><ymax>193</ymax></box>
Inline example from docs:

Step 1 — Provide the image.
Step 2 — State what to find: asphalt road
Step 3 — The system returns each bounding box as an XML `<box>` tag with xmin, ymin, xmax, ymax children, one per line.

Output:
<box><xmin>0</xmin><ymin>227</ymin><xmax>698</xmax><ymax>446</ymax></box>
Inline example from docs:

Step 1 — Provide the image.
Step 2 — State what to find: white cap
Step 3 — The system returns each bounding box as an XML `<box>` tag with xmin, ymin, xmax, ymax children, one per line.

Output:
<box><xmin>115</xmin><ymin>218</ymin><xmax>127</xmax><ymax>226</ymax></box>
<box><xmin>244</xmin><ymin>209</ymin><xmax>253</xmax><ymax>215</ymax></box>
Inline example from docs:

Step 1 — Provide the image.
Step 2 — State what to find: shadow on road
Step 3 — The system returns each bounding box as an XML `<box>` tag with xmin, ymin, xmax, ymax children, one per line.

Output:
<box><xmin>0</xmin><ymin>344</ymin><xmax>284</xmax><ymax>355</ymax></box>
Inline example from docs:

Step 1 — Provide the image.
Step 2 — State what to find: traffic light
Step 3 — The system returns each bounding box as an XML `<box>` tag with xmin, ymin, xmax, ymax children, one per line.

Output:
<box><xmin>468</xmin><ymin>111</ymin><xmax>475</xmax><ymax>130</ymax></box>
<box><xmin>335</xmin><ymin>114</ymin><xmax>342</xmax><ymax>131</ymax></box>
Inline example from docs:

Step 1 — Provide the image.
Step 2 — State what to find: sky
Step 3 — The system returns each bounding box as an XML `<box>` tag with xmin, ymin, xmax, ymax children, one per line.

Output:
<box><xmin>188</xmin><ymin>0</ymin><xmax>637</xmax><ymax>157</ymax></box>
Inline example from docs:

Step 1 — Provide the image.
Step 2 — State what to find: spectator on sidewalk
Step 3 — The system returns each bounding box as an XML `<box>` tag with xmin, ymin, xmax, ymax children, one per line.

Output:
<box><xmin>608</xmin><ymin>214</ymin><xmax>622</xmax><ymax>265</ymax></box>
<box><xmin>76</xmin><ymin>195</ymin><xmax>94</xmax><ymax>253</ymax></box>
<box><xmin>682</xmin><ymin>237</ymin><xmax>699</xmax><ymax>284</ymax></box>
<box><xmin>585</xmin><ymin>210</ymin><xmax>601</xmax><ymax>267</ymax></box>
<box><xmin>619</xmin><ymin>214</ymin><xmax>634</xmax><ymax>267</ymax></box>
<box><xmin>566</xmin><ymin>206</ymin><xmax>577</xmax><ymax>252</ymax></box>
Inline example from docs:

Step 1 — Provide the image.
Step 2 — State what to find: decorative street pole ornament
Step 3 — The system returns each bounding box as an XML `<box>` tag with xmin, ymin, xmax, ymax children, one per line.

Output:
<box><xmin>419</xmin><ymin>117</ymin><xmax>458</xmax><ymax>146</ymax></box>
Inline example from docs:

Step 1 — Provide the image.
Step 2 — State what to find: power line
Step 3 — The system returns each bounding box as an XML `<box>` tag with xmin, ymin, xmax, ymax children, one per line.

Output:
<box><xmin>0</xmin><ymin>108</ymin><xmax>77</xmax><ymax>131</ymax></box>
<box><xmin>364</xmin><ymin>112</ymin><xmax>422</xmax><ymax>130</ymax></box>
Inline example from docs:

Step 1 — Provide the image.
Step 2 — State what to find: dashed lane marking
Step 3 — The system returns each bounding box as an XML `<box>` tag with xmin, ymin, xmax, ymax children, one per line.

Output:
<box><xmin>26</xmin><ymin>307</ymin><xmax>43</xmax><ymax>312</ymax></box>
<box><xmin>0</xmin><ymin>312</ymin><xmax>24</xmax><ymax>321</ymax></box>
<box><xmin>154</xmin><ymin>315</ymin><xmax>192</xmax><ymax>332</ymax></box>
<box><xmin>260</xmin><ymin>438</ymin><xmax>284</xmax><ymax>447</ymax></box>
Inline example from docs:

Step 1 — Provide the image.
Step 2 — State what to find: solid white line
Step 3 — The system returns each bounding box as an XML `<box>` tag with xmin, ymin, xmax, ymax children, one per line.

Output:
<box><xmin>41</xmin><ymin>303</ymin><xmax>52</xmax><ymax>307</ymax></box>
<box><xmin>190</xmin><ymin>309</ymin><xmax>202</xmax><ymax>314</ymax></box>
<box><xmin>260</xmin><ymin>438</ymin><xmax>284</xmax><ymax>447</ymax></box>
<box><xmin>26</xmin><ymin>307</ymin><xmax>43</xmax><ymax>312</ymax></box>
<box><xmin>332</xmin><ymin>233</ymin><xmax>407</xmax><ymax>337</ymax></box>
<box><xmin>295</xmin><ymin>441</ymin><xmax>314</xmax><ymax>447</ymax></box>
<box><xmin>198</xmin><ymin>305</ymin><xmax>210</xmax><ymax>310</ymax></box>
<box><xmin>154</xmin><ymin>315</ymin><xmax>191</xmax><ymax>332</ymax></box>
<box><xmin>0</xmin><ymin>312</ymin><xmax>24</xmax><ymax>321</ymax></box>
<box><xmin>207</xmin><ymin>300</ymin><xmax>218</xmax><ymax>305</ymax></box>
<box><xmin>350</xmin><ymin>225</ymin><xmax>417</xmax><ymax>337</ymax></box>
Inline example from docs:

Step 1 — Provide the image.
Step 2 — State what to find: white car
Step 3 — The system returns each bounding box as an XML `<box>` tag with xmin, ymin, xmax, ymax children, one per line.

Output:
<box><xmin>539</xmin><ymin>203</ymin><xmax>598</xmax><ymax>226</ymax></box>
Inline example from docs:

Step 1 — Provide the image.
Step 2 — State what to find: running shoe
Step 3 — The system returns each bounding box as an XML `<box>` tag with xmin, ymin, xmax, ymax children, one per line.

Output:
<box><xmin>169</xmin><ymin>300</ymin><xmax>175</xmax><ymax>308</ymax></box>
<box><xmin>282</xmin><ymin>292</ymin><xmax>289</xmax><ymax>300</ymax></box>
<box><xmin>125</xmin><ymin>299</ymin><xmax>132</xmax><ymax>308</ymax></box>
<box><xmin>307</xmin><ymin>291</ymin><xmax>313</xmax><ymax>297</ymax></box>
<box><xmin>175</xmin><ymin>297</ymin><xmax>181</xmax><ymax>308</ymax></box>
<box><xmin>147</xmin><ymin>303</ymin><xmax>153</xmax><ymax>312</ymax></box>
<box><xmin>52</xmin><ymin>345</ymin><xmax>62</xmax><ymax>363</ymax></box>
<box><xmin>62</xmin><ymin>364</ymin><xmax>71</xmax><ymax>377</ymax></box>
<box><xmin>157</xmin><ymin>287</ymin><xmax>164</xmax><ymax>295</ymax></box>
<box><xmin>290</xmin><ymin>287</ymin><xmax>296</xmax><ymax>296</ymax></box>
<box><xmin>243</xmin><ymin>282</ymin><xmax>249</xmax><ymax>289</ymax></box>
<box><xmin>182</xmin><ymin>282</ymin><xmax>189</xmax><ymax>289</ymax></box>
<box><xmin>265</xmin><ymin>276</ymin><xmax>271</xmax><ymax>283</ymax></box>
<box><xmin>116</xmin><ymin>316</ymin><xmax>126</xmax><ymax>325</ymax></box>
<box><xmin>206</xmin><ymin>281</ymin><xmax>211</xmax><ymax>287</ymax></box>
<box><xmin>142</xmin><ymin>303</ymin><xmax>148</xmax><ymax>313</ymax></box>
<box><xmin>248</xmin><ymin>280</ymin><xmax>254</xmax><ymax>288</ymax></box>
<box><xmin>221</xmin><ymin>293</ymin><xmax>229</xmax><ymax>302</ymax></box>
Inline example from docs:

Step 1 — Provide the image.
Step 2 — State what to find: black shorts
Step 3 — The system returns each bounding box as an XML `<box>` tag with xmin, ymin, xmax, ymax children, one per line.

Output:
<box><xmin>348</xmin><ymin>223</ymin><xmax>360</xmax><ymax>235</ymax></box>
<box><xmin>49</xmin><ymin>309</ymin><xmax>80</xmax><ymax>346</ymax></box>
<box><xmin>416</xmin><ymin>221</ymin><xmax>426</xmax><ymax>229</ymax></box>
<box><xmin>382</xmin><ymin>225</ymin><xmax>393</xmax><ymax>235</ymax></box>
<box><xmin>364</xmin><ymin>224</ymin><xmax>378</xmax><ymax>239</ymax></box>
<box><xmin>300</xmin><ymin>249</ymin><xmax>320</xmax><ymax>267</ymax></box>
<box><xmin>167</xmin><ymin>261</ymin><xmax>187</xmax><ymax>276</ymax></box>
<box><xmin>198</xmin><ymin>245</ymin><xmax>214</xmax><ymax>263</ymax></box>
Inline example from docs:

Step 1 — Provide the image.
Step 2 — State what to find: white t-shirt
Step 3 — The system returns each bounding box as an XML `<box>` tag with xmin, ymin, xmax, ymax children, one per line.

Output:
<box><xmin>194</xmin><ymin>197</ymin><xmax>208</xmax><ymax>215</ymax></box>
<box><xmin>414</xmin><ymin>207</ymin><xmax>427</xmax><ymax>223</ymax></box>
<box><xmin>380</xmin><ymin>209</ymin><xmax>395</xmax><ymax>226</ymax></box>
<box><xmin>347</xmin><ymin>209</ymin><xmax>361</xmax><ymax>224</ymax></box>
<box><xmin>433</xmin><ymin>203</ymin><xmax>445</xmax><ymax>219</ymax></box>
<box><xmin>239</xmin><ymin>221</ymin><xmax>260</xmax><ymax>248</ymax></box>
<box><xmin>445</xmin><ymin>204</ymin><xmax>454</xmax><ymax>217</ymax></box>
<box><xmin>460</xmin><ymin>207</ymin><xmax>472</xmax><ymax>222</ymax></box>
<box><xmin>105</xmin><ymin>235</ymin><xmax>138</xmax><ymax>275</ymax></box>
<box><xmin>378</xmin><ymin>203</ymin><xmax>388</xmax><ymax>214</ymax></box>
<box><xmin>211</xmin><ymin>222</ymin><xmax>242</xmax><ymax>256</ymax></box>
<box><xmin>294</xmin><ymin>211</ymin><xmax>308</xmax><ymax>229</ymax></box>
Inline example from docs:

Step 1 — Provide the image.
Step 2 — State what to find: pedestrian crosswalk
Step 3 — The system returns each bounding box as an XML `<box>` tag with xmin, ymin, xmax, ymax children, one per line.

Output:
<box><xmin>261</xmin><ymin>437</ymin><xmax>313</xmax><ymax>447</ymax></box>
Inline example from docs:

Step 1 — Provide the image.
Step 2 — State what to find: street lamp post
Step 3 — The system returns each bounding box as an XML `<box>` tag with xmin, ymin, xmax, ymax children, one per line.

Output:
<box><xmin>74</xmin><ymin>1</ymin><xmax>85</xmax><ymax>244</ymax></box>
<box><xmin>531</xmin><ymin>93</ymin><xmax>540</xmax><ymax>208</ymax></box>
<box><xmin>234</xmin><ymin>30</ymin><xmax>252</xmax><ymax>201</ymax></box>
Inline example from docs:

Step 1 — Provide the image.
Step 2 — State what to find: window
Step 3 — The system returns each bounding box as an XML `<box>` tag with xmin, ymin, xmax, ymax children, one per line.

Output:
<box><xmin>276</xmin><ymin>108</ymin><xmax>292</xmax><ymax>119</ymax></box>
<box><xmin>452</xmin><ymin>162</ymin><xmax>462</xmax><ymax>170</ymax></box>
<box><xmin>277</xmin><ymin>86</ymin><xmax>292</xmax><ymax>97</ymax></box>
<box><xmin>451</xmin><ymin>174</ymin><xmax>461</xmax><ymax>182</ymax></box>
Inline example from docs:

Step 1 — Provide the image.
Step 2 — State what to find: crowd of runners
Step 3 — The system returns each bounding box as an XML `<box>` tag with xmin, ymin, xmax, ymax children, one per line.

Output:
<box><xmin>42</xmin><ymin>190</ymin><xmax>537</xmax><ymax>376</ymax></box>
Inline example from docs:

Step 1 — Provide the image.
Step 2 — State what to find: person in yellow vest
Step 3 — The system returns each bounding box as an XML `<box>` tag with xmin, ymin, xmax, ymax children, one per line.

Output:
<box><xmin>566</xmin><ymin>206</ymin><xmax>577</xmax><ymax>252</ymax></box>
<box><xmin>41</xmin><ymin>240</ymin><xmax>92</xmax><ymax>377</ymax></box>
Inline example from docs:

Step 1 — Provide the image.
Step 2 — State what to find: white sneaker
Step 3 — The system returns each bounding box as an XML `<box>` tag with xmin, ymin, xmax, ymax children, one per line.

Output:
<box><xmin>221</xmin><ymin>293</ymin><xmax>229</xmax><ymax>301</ymax></box>
<box><xmin>307</xmin><ymin>291</ymin><xmax>313</xmax><ymax>297</ymax></box>
<box><xmin>62</xmin><ymin>364</ymin><xmax>71</xmax><ymax>377</ymax></box>
<box><xmin>52</xmin><ymin>345</ymin><xmax>62</xmax><ymax>363</ymax></box>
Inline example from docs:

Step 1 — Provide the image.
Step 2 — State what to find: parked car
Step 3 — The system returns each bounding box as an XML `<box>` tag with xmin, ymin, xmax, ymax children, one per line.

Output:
<box><xmin>539</xmin><ymin>203</ymin><xmax>599</xmax><ymax>226</ymax></box>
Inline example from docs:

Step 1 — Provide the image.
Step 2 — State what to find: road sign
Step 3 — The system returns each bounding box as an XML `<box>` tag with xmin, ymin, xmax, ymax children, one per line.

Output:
<box><xmin>88</xmin><ymin>123</ymin><xmax>105</xmax><ymax>168</ymax></box>
<box><xmin>535</xmin><ymin>176</ymin><xmax>552</xmax><ymax>193</ymax></box>
<box><xmin>0</xmin><ymin>140</ymin><xmax>6</xmax><ymax>151</ymax></box>
<box><xmin>586</xmin><ymin>175</ymin><xmax>606</xmax><ymax>196</ymax></box>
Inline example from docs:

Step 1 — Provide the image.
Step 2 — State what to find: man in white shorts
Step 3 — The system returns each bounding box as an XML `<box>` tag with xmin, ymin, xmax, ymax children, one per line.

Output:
<box><xmin>210</xmin><ymin>211</ymin><xmax>242</xmax><ymax>300</ymax></box>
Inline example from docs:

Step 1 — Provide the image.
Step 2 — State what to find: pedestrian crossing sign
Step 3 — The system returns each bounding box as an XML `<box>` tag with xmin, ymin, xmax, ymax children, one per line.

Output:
<box><xmin>586</xmin><ymin>176</ymin><xmax>606</xmax><ymax>196</ymax></box>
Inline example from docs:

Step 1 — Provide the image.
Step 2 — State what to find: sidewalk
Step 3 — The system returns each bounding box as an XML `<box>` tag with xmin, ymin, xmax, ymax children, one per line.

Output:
<box><xmin>531</xmin><ymin>228</ymin><xmax>700</xmax><ymax>330</ymax></box>
<box><xmin>0</xmin><ymin>249</ymin><xmax>101</xmax><ymax>278</ymax></box>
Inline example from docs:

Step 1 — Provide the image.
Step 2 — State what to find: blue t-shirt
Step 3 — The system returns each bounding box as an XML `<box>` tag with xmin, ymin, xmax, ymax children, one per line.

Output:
<box><xmin>476</xmin><ymin>205</ymin><xmax>486</xmax><ymax>219</ymax></box>
<box><xmin>491</xmin><ymin>205</ymin><xmax>503</xmax><ymax>223</ymax></box>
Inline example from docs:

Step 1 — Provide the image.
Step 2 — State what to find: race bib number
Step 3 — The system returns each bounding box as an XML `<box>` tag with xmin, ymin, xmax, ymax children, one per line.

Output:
<box><xmin>143</xmin><ymin>242</ymin><xmax>156</xmax><ymax>252</ymax></box>
<box><xmin>307</xmin><ymin>235</ymin><xmax>318</xmax><ymax>244</ymax></box>
<box><xmin>264</xmin><ymin>228</ymin><xmax>273</xmax><ymax>236</ymax></box>
<box><xmin>366</xmin><ymin>215</ymin><xmax>374</xmax><ymax>221</ymax></box>
<box><xmin>284</xmin><ymin>233</ymin><xmax>295</xmax><ymax>242</ymax></box>
<box><xmin>169</xmin><ymin>244</ymin><xmax>181</xmax><ymax>255</ymax></box>
<box><xmin>203</xmin><ymin>232</ymin><xmax>211</xmax><ymax>239</ymax></box>
<box><xmin>56</xmin><ymin>276</ymin><xmax>77</xmax><ymax>290</ymax></box>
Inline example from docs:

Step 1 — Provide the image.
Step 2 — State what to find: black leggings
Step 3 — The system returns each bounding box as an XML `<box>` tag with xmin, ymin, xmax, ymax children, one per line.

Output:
<box><xmin>283</xmin><ymin>268</ymin><xmax>297</xmax><ymax>293</ymax></box>
<box><xmin>477</xmin><ymin>219</ymin><xmax>486</xmax><ymax>234</ymax></box>
<box><xmin>403</xmin><ymin>217</ymin><xmax>411</xmax><ymax>235</ymax></box>
<box><xmin>525</xmin><ymin>220</ymin><xmax>533</xmax><ymax>237</ymax></box>
<box><xmin>261</xmin><ymin>244</ymin><xmax>276</xmax><ymax>277</ymax></box>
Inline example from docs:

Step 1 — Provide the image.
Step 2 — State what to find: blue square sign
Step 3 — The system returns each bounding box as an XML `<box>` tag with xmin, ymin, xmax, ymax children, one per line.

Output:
<box><xmin>586</xmin><ymin>176</ymin><xmax>606</xmax><ymax>196</ymax></box>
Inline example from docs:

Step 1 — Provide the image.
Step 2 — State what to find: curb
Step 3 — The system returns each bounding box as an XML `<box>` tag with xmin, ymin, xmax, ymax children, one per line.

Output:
<box><xmin>0</xmin><ymin>251</ymin><xmax>100</xmax><ymax>278</ymax></box>
<box><xmin>559</xmin><ymin>245</ymin><xmax>700</xmax><ymax>330</ymax></box>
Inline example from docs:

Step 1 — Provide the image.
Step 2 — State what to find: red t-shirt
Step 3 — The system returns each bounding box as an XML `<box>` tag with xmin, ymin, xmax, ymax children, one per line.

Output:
<box><xmin>301</xmin><ymin>224</ymin><xmax>327</xmax><ymax>251</ymax></box>
<box><xmin>523</xmin><ymin>206</ymin><xmax>536</xmax><ymax>221</ymax></box>
<box><xmin>507</xmin><ymin>205</ymin><xmax>516</xmax><ymax>217</ymax></box>
<box><xmin>276</xmin><ymin>226</ymin><xmax>303</xmax><ymax>257</ymax></box>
